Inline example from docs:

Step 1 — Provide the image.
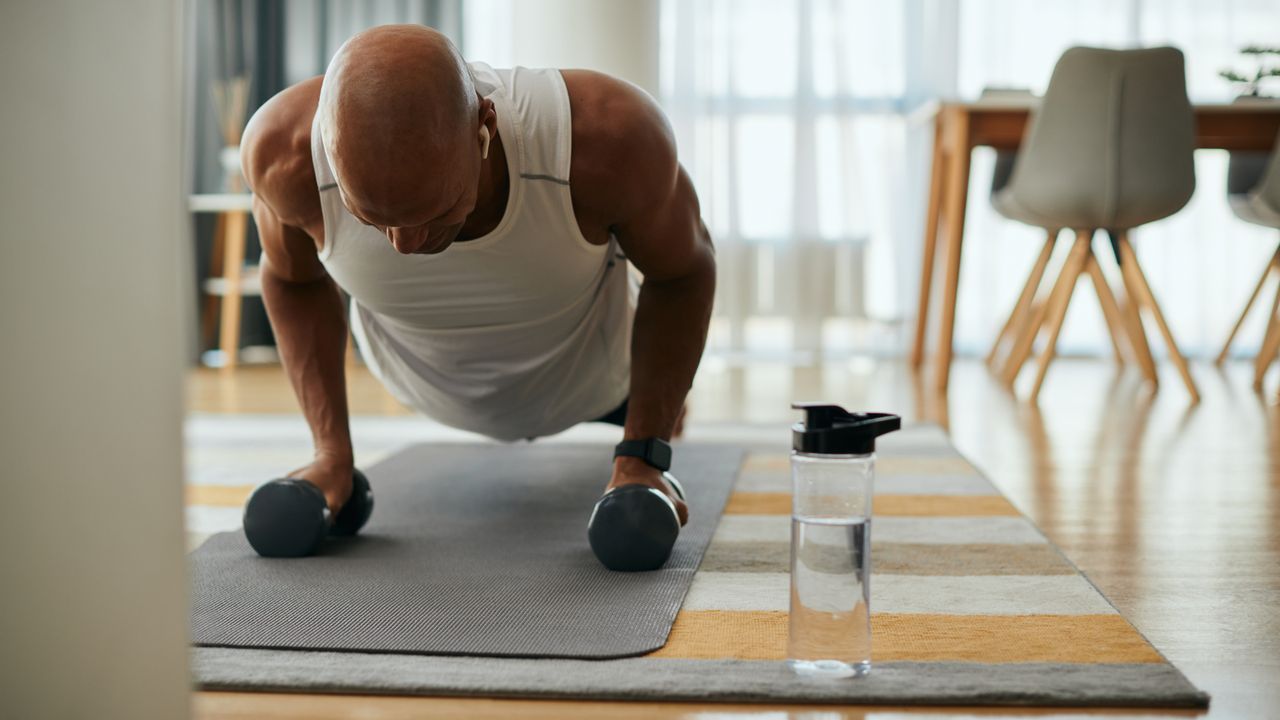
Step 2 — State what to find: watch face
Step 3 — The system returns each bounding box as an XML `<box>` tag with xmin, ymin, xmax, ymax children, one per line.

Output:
<box><xmin>649</xmin><ymin>439</ymin><xmax>673</xmax><ymax>469</ymax></box>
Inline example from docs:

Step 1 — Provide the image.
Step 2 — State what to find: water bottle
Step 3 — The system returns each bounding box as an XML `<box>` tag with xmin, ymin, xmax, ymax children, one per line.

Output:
<box><xmin>788</xmin><ymin>403</ymin><xmax>900</xmax><ymax>678</ymax></box>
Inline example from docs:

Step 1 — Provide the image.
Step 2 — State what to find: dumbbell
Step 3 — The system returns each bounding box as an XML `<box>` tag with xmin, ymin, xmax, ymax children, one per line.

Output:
<box><xmin>242</xmin><ymin>468</ymin><xmax>374</xmax><ymax>557</ymax></box>
<box><xmin>587</xmin><ymin>473</ymin><xmax>685</xmax><ymax>572</ymax></box>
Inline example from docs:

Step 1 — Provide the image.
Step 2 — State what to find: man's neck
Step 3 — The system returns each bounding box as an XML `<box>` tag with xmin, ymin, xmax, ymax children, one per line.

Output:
<box><xmin>459</xmin><ymin>130</ymin><xmax>509</xmax><ymax>241</ymax></box>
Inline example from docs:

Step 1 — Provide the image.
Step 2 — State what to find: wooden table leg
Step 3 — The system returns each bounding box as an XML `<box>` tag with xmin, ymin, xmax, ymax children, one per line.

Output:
<box><xmin>931</xmin><ymin>107</ymin><xmax>972</xmax><ymax>392</ymax></box>
<box><xmin>910</xmin><ymin>113</ymin><xmax>947</xmax><ymax>368</ymax></box>
<box><xmin>218</xmin><ymin>210</ymin><xmax>248</xmax><ymax>372</ymax></box>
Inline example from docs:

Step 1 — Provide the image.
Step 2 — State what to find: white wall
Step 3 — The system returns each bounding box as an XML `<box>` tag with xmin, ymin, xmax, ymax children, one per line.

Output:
<box><xmin>0</xmin><ymin>2</ymin><xmax>192</xmax><ymax>718</ymax></box>
<box><xmin>469</xmin><ymin>0</ymin><xmax>660</xmax><ymax>97</ymax></box>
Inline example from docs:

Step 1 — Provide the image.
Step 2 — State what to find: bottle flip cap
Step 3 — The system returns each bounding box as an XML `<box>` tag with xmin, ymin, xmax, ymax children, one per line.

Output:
<box><xmin>791</xmin><ymin>402</ymin><xmax>901</xmax><ymax>455</ymax></box>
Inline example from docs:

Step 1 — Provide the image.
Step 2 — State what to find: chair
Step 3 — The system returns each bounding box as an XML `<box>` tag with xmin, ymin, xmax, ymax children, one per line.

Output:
<box><xmin>1215</xmin><ymin>131</ymin><xmax>1280</xmax><ymax>388</ymax></box>
<box><xmin>987</xmin><ymin>46</ymin><xmax>1199</xmax><ymax>402</ymax></box>
<box><xmin>979</xmin><ymin>88</ymin><xmax>1066</xmax><ymax>372</ymax></box>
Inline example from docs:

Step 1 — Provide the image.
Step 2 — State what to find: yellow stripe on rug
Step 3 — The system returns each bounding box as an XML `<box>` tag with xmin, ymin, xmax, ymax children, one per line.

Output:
<box><xmin>723</xmin><ymin>493</ymin><xmax>1020</xmax><ymax>517</ymax></box>
<box><xmin>187</xmin><ymin>484</ymin><xmax>255</xmax><ymax>507</ymax></box>
<box><xmin>189</xmin><ymin>487</ymin><xmax>1021</xmax><ymax>517</ymax></box>
<box><xmin>648</xmin><ymin>610</ymin><xmax>1163</xmax><ymax>664</ymax></box>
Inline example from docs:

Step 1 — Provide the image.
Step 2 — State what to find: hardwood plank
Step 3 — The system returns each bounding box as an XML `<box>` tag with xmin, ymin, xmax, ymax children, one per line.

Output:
<box><xmin>193</xmin><ymin>692</ymin><xmax>1201</xmax><ymax>719</ymax></box>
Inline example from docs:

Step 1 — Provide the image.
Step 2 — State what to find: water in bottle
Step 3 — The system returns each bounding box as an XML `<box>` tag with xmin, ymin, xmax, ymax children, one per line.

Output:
<box><xmin>787</xmin><ymin>514</ymin><xmax>871</xmax><ymax>677</ymax></box>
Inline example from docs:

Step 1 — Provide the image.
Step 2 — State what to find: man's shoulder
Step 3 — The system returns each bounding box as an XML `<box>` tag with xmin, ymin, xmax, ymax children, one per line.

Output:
<box><xmin>241</xmin><ymin>76</ymin><xmax>324</xmax><ymax>227</ymax></box>
<box><xmin>561</xmin><ymin>70</ymin><xmax>679</xmax><ymax>222</ymax></box>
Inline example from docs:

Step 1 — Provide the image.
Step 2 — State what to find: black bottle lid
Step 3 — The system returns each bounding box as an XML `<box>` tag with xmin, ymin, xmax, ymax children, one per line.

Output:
<box><xmin>791</xmin><ymin>402</ymin><xmax>901</xmax><ymax>455</ymax></box>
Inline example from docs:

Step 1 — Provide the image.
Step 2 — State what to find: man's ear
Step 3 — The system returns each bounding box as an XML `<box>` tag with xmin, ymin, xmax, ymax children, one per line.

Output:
<box><xmin>478</xmin><ymin>96</ymin><xmax>497</xmax><ymax>142</ymax></box>
<box><xmin>478</xmin><ymin>96</ymin><xmax>496</xmax><ymax>158</ymax></box>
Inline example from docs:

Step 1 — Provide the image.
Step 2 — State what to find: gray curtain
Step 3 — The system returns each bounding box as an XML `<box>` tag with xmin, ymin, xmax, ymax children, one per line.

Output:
<box><xmin>189</xmin><ymin>0</ymin><xmax>463</xmax><ymax>360</ymax></box>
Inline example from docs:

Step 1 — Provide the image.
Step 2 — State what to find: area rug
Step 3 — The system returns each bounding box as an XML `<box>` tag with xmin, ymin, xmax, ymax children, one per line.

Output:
<box><xmin>186</xmin><ymin>416</ymin><xmax>1208</xmax><ymax>708</ymax></box>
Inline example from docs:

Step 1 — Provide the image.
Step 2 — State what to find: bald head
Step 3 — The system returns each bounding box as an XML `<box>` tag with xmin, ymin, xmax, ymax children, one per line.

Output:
<box><xmin>318</xmin><ymin>25</ymin><xmax>481</xmax><ymax>229</ymax></box>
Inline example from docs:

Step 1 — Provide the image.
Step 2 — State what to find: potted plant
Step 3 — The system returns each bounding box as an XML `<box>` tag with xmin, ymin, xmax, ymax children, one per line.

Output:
<box><xmin>1220</xmin><ymin>45</ymin><xmax>1280</xmax><ymax>98</ymax></box>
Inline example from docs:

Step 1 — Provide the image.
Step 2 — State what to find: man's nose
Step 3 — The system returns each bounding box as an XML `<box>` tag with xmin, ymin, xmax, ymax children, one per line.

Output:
<box><xmin>388</xmin><ymin>227</ymin><xmax>427</xmax><ymax>254</ymax></box>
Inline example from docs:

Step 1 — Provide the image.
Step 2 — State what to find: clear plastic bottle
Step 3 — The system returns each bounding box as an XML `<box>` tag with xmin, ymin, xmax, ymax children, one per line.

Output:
<box><xmin>787</xmin><ymin>403</ymin><xmax>900</xmax><ymax>679</ymax></box>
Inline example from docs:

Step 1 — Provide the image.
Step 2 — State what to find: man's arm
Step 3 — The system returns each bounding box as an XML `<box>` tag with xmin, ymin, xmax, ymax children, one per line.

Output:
<box><xmin>565</xmin><ymin>72</ymin><xmax>716</xmax><ymax>522</ymax></box>
<box><xmin>254</xmin><ymin>201</ymin><xmax>355</xmax><ymax>512</ymax></box>
<box><xmin>616</xmin><ymin>164</ymin><xmax>715</xmax><ymax>445</ymax></box>
<box><xmin>242</xmin><ymin>79</ymin><xmax>356</xmax><ymax>512</ymax></box>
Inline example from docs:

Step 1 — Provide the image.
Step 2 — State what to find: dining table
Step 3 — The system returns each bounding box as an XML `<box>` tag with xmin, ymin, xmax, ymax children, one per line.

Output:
<box><xmin>911</xmin><ymin>97</ymin><xmax>1280</xmax><ymax>391</ymax></box>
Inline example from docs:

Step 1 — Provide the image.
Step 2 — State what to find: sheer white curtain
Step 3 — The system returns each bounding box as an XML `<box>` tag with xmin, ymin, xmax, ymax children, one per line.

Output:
<box><xmin>661</xmin><ymin>0</ymin><xmax>1280</xmax><ymax>359</ymax></box>
<box><xmin>661</xmin><ymin>0</ymin><xmax>922</xmax><ymax>361</ymax></box>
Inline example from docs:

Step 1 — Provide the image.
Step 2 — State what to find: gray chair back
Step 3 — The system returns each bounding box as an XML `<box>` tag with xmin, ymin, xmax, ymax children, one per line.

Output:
<box><xmin>1227</xmin><ymin>152</ymin><xmax>1269</xmax><ymax>197</ymax></box>
<box><xmin>1234</xmin><ymin>130</ymin><xmax>1280</xmax><ymax>227</ymax></box>
<box><xmin>1005</xmin><ymin>46</ymin><xmax>1196</xmax><ymax>231</ymax></box>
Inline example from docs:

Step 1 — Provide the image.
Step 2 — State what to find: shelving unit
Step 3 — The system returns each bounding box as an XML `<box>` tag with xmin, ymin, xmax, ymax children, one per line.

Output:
<box><xmin>190</xmin><ymin>192</ymin><xmax>257</xmax><ymax>370</ymax></box>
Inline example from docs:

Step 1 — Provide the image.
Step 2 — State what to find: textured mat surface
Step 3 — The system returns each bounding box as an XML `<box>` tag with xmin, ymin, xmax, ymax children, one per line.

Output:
<box><xmin>190</xmin><ymin>443</ymin><xmax>743</xmax><ymax>658</ymax></box>
<box><xmin>187</xmin><ymin>422</ymin><xmax>1208</xmax><ymax>707</ymax></box>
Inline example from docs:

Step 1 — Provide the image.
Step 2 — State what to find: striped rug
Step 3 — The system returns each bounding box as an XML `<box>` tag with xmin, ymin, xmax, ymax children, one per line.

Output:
<box><xmin>188</xmin><ymin>416</ymin><xmax>1208</xmax><ymax>707</ymax></box>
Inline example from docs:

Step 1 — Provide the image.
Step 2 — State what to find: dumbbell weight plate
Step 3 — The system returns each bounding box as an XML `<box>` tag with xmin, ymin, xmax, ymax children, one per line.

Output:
<box><xmin>587</xmin><ymin>472</ymin><xmax>686</xmax><ymax>572</ymax></box>
<box><xmin>330</xmin><ymin>468</ymin><xmax>374</xmax><ymax>536</ymax></box>
<box><xmin>243</xmin><ymin>469</ymin><xmax>375</xmax><ymax>557</ymax></box>
<box><xmin>243</xmin><ymin>478</ymin><xmax>331</xmax><ymax>558</ymax></box>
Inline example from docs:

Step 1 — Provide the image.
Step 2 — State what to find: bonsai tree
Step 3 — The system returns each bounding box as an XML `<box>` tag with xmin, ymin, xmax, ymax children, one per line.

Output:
<box><xmin>1220</xmin><ymin>45</ymin><xmax>1280</xmax><ymax>97</ymax></box>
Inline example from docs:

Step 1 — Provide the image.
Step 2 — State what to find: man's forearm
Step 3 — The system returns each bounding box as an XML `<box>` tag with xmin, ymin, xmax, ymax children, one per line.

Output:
<box><xmin>261</xmin><ymin>268</ymin><xmax>354</xmax><ymax>464</ymax></box>
<box><xmin>623</xmin><ymin>256</ymin><xmax>716</xmax><ymax>442</ymax></box>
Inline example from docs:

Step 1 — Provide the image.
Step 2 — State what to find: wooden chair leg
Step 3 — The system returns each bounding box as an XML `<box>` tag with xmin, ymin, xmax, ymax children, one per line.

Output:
<box><xmin>987</xmin><ymin>229</ymin><xmax>1057</xmax><ymax>370</ymax></box>
<box><xmin>1252</xmin><ymin>284</ymin><xmax>1280</xmax><ymax>390</ymax></box>
<box><xmin>1255</xmin><ymin>312</ymin><xmax>1280</xmax><ymax>390</ymax></box>
<box><xmin>1116</xmin><ymin>232</ymin><xmax>1199</xmax><ymax>403</ymax></box>
<box><xmin>1028</xmin><ymin>231</ymin><xmax>1092</xmax><ymax>401</ymax></box>
<box><xmin>1002</xmin><ymin>233</ymin><xmax>1072</xmax><ymax>386</ymax></box>
<box><xmin>1085</xmin><ymin>253</ymin><xmax>1128</xmax><ymax>365</ymax></box>
<box><xmin>1111</xmin><ymin>247</ymin><xmax>1159</xmax><ymax>385</ymax></box>
<box><xmin>1217</xmin><ymin>244</ymin><xmax>1280</xmax><ymax>366</ymax></box>
<box><xmin>1001</xmin><ymin>299</ymin><xmax>1046</xmax><ymax>387</ymax></box>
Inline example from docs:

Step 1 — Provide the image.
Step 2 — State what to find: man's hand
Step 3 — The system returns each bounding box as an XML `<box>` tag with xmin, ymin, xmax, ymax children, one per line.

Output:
<box><xmin>606</xmin><ymin>455</ymin><xmax>688</xmax><ymax>526</ymax></box>
<box><xmin>286</xmin><ymin>454</ymin><xmax>355</xmax><ymax>515</ymax></box>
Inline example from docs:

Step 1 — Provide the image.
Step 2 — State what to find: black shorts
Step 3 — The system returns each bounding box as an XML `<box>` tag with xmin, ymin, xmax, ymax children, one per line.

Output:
<box><xmin>591</xmin><ymin>397</ymin><xmax>629</xmax><ymax>427</ymax></box>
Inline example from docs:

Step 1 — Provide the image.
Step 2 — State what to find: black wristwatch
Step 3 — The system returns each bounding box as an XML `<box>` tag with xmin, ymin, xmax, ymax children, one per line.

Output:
<box><xmin>613</xmin><ymin>437</ymin><xmax>673</xmax><ymax>472</ymax></box>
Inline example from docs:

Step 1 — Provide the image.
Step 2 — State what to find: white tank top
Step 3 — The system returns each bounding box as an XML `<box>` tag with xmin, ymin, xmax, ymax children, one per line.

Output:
<box><xmin>310</xmin><ymin>63</ymin><xmax>636</xmax><ymax>441</ymax></box>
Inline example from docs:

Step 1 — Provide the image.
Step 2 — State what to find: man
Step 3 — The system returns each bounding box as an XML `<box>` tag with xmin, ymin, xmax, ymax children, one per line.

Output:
<box><xmin>238</xmin><ymin>24</ymin><xmax>715</xmax><ymax>568</ymax></box>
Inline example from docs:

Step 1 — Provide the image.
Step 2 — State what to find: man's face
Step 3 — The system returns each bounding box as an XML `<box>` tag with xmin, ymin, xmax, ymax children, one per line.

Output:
<box><xmin>338</xmin><ymin>138</ymin><xmax>482</xmax><ymax>255</ymax></box>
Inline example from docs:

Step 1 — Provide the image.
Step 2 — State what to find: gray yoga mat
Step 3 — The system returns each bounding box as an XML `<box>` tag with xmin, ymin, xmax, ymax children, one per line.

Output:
<box><xmin>189</xmin><ymin>443</ymin><xmax>743</xmax><ymax>659</ymax></box>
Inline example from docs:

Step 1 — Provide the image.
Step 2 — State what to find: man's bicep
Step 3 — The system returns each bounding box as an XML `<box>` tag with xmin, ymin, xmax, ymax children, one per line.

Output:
<box><xmin>254</xmin><ymin>197</ymin><xmax>328</xmax><ymax>284</ymax></box>
<box><xmin>615</xmin><ymin>166</ymin><xmax>714</xmax><ymax>283</ymax></box>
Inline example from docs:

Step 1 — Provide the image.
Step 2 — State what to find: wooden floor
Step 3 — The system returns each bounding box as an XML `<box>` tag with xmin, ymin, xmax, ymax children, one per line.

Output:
<box><xmin>189</xmin><ymin>358</ymin><xmax>1280</xmax><ymax>719</ymax></box>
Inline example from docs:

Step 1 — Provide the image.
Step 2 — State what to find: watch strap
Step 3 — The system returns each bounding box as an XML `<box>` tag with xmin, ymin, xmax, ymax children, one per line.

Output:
<box><xmin>613</xmin><ymin>437</ymin><xmax>673</xmax><ymax>472</ymax></box>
